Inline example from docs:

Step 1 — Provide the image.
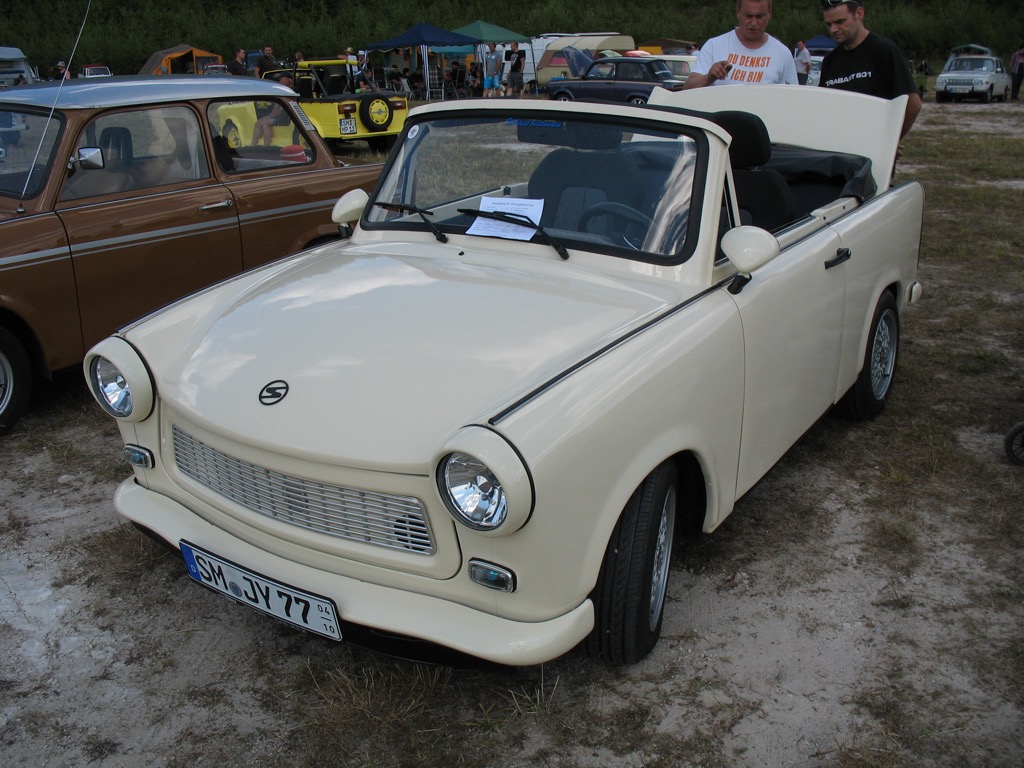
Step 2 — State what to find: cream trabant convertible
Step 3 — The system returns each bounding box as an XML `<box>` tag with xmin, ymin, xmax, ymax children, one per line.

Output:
<box><xmin>85</xmin><ymin>86</ymin><xmax>923</xmax><ymax>666</ymax></box>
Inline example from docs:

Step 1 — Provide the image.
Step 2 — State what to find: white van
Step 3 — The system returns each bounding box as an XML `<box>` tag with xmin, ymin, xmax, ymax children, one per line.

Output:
<box><xmin>0</xmin><ymin>47</ymin><xmax>39</xmax><ymax>87</ymax></box>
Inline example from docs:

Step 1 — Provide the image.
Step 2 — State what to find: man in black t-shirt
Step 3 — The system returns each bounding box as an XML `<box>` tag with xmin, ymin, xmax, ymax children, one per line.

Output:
<box><xmin>254</xmin><ymin>45</ymin><xmax>276</xmax><ymax>79</ymax></box>
<box><xmin>226</xmin><ymin>48</ymin><xmax>248</xmax><ymax>77</ymax></box>
<box><xmin>818</xmin><ymin>1</ymin><xmax>921</xmax><ymax>139</ymax></box>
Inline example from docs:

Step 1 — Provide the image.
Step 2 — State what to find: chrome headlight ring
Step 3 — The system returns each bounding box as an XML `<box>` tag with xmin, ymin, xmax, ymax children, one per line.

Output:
<box><xmin>436</xmin><ymin>428</ymin><xmax>533</xmax><ymax>536</ymax></box>
<box><xmin>83</xmin><ymin>337</ymin><xmax>154</xmax><ymax>422</ymax></box>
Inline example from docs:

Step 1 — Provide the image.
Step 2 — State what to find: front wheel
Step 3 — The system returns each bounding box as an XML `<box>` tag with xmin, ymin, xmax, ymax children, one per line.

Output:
<box><xmin>982</xmin><ymin>87</ymin><xmax>993</xmax><ymax>103</ymax></box>
<box><xmin>0</xmin><ymin>326</ymin><xmax>31</xmax><ymax>436</ymax></box>
<box><xmin>1005</xmin><ymin>423</ymin><xmax>1024</xmax><ymax>466</ymax></box>
<box><xmin>587</xmin><ymin>461</ymin><xmax>678</xmax><ymax>665</ymax></box>
<box><xmin>837</xmin><ymin>291</ymin><xmax>899</xmax><ymax>419</ymax></box>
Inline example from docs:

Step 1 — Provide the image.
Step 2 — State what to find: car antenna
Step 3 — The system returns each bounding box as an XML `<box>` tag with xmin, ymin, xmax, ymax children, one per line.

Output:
<box><xmin>16</xmin><ymin>0</ymin><xmax>94</xmax><ymax>213</ymax></box>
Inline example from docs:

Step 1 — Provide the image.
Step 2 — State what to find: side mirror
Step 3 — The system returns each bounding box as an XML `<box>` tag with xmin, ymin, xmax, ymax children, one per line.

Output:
<box><xmin>331</xmin><ymin>188</ymin><xmax>369</xmax><ymax>236</ymax></box>
<box><xmin>720</xmin><ymin>226</ymin><xmax>780</xmax><ymax>274</ymax></box>
<box><xmin>72</xmin><ymin>146</ymin><xmax>104</xmax><ymax>171</ymax></box>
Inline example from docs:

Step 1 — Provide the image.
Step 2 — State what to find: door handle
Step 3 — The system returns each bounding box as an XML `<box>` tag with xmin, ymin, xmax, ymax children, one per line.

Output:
<box><xmin>201</xmin><ymin>200</ymin><xmax>235</xmax><ymax>211</ymax></box>
<box><xmin>825</xmin><ymin>247</ymin><xmax>851</xmax><ymax>269</ymax></box>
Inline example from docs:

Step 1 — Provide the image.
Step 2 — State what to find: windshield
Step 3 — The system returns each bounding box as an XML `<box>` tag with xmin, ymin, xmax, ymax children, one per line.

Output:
<box><xmin>0</xmin><ymin>109</ymin><xmax>63</xmax><ymax>199</ymax></box>
<box><xmin>366</xmin><ymin>114</ymin><xmax>702</xmax><ymax>261</ymax></box>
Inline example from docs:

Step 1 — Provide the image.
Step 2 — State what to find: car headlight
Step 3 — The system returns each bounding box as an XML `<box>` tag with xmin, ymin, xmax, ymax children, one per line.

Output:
<box><xmin>84</xmin><ymin>337</ymin><xmax>154</xmax><ymax>421</ymax></box>
<box><xmin>436</xmin><ymin>428</ymin><xmax>533</xmax><ymax>536</ymax></box>
<box><xmin>441</xmin><ymin>454</ymin><xmax>508</xmax><ymax>530</ymax></box>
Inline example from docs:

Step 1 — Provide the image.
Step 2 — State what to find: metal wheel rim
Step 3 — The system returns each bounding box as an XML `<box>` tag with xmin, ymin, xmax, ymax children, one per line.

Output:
<box><xmin>0</xmin><ymin>351</ymin><xmax>13</xmax><ymax>414</ymax></box>
<box><xmin>649</xmin><ymin>486</ymin><xmax>676</xmax><ymax>630</ymax></box>
<box><xmin>870</xmin><ymin>308</ymin><xmax>897</xmax><ymax>399</ymax></box>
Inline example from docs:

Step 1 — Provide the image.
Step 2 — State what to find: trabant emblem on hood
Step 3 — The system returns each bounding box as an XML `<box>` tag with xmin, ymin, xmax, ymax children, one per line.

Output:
<box><xmin>259</xmin><ymin>380</ymin><xmax>289</xmax><ymax>406</ymax></box>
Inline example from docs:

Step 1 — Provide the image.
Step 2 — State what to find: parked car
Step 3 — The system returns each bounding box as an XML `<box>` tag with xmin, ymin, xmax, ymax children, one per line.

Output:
<box><xmin>263</xmin><ymin>60</ymin><xmax>408</xmax><ymax>152</ymax></box>
<box><xmin>84</xmin><ymin>86</ymin><xmax>923</xmax><ymax>666</ymax></box>
<box><xmin>806</xmin><ymin>55</ymin><xmax>824</xmax><ymax>86</ymax></box>
<box><xmin>78</xmin><ymin>64</ymin><xmax>112</xmax><ymax>78</ymax></box>
<box><xmin>202</xmin><ymin>63</ymin><xmax>230</xmax><ymax>76</ymax></box>
<box><xmin>935</xmin><ymin>54</ymin><xmax>1011</xmax><ymax>102</ymax></box>
<box><xmin>0</xmin><ymin>76</ymin><xmax>382</xmax><ymax>434</ymax></box>
<box><xmin>547</xmin><ymin>53</ymin><xmax>685</xmax><ymax>104</ymax></box>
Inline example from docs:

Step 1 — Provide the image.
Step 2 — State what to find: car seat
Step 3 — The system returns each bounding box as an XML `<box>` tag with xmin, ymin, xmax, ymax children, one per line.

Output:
<box><xmin>711</xmin><ymin>111</ymin><xmax>797</xmax><ymax>232</ymax></box>
<box><xmin>62</xmin><ymin>126</ymin><xmax>135</xmax><ymax>199</ymax></box>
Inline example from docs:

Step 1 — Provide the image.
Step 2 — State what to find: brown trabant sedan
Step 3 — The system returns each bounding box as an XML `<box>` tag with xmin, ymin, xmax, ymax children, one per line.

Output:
<box><xmin>0</xmin><ymin>76</ymin><xmax>382</xmax><ymax>434</ymax></box>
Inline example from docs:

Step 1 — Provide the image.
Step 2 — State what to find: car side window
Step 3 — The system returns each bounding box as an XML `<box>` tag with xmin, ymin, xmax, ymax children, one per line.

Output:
<box><xmin>588</xmin><ymin>63</ymin><xmax>615</xmax><ymax>80</ymax></box>
<box><xmin>61</xmin><ymin>106</ymin><xmax>211</xmax><ymax>201</ymax></box>
<box><xmin>619</xmin><ymin>62</ymin><xmax>642</xmax><ymax>81</ymax></box>
<box><xmin>206</xmin><ymin>99</ymin><xmax>315</xmax><ymax>173</ymax></box>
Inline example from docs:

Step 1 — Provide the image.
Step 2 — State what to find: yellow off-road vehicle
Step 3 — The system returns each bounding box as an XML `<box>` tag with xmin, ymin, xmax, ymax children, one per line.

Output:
<box><xmin>265</xmin><ymin>60</ymin><xmax>408</xmax><ymax>152</ymax></box>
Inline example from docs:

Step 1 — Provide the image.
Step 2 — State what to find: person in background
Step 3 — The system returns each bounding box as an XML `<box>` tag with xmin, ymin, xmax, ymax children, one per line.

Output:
<box><xmin>685</xmin><ymin>0</ymin><xmax>798</xmax><ymax>88</ymax></box>
<box><xmin>254</xmin><ymin>45</ymin><xmax>276</xmax><ymax>79</ymax></box>
<box><xmin>251</xmin><ymin>74</ymin><xmax>294</xmax><ymax>146</ymax></box>
<box><xmin>294</xmin><ymin>51</ymin><xmax>305</xmax><ymax>64</ymax></box>
<box><xmin>483</xmin><ymin>42</ymin><xmax>502</xmax><ymax>97</ymax></box>
<box><xmin>794</xmin><ymin>40</ymin><xmax>812</xmax><ymax>84</ymax></box>
<box><xmin>818</xmin><ymin>0</ymin><xmax>921</xmax><ymax>140</ymax></box>
<box><xmin>56</xmin><ymin>61</ymin><xmax>71</xmax><ymax>80</ymax></box>
<box><xmin>226</xmin><ymin>48</ymin><xmax>248</xmax><ymax>76</ymax></box>
<box><xmin>505</xmin><ymin>41</ymin><xmax>525</xmax><ymax>97</ymax></box>
<box><xmin>1010</xmin><ymin>43</ymin><xmax>1024</xmax><ymax>100</ymax></box>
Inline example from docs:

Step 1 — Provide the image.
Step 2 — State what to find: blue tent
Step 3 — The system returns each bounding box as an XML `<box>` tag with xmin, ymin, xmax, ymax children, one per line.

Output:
<box><xmin>364</xmin><ymin>23</ymin><xmax>481</xmax><ymax>51</ymax></box>
<box><xmin>805</xmin><ymin>35</ymin><xmax>837</xmax><ymax>53</ymax></box>
<box><xmin>364</xmin><ymin>23</ymin><xmax>483</xmax><ymax>100</ymax></box>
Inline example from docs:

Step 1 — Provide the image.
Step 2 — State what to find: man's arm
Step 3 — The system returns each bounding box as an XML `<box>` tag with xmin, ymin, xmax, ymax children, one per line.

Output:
<box><xmin>685</xmin><ymin>60</ymin><xmax>731</xmax><ymax>89</ymax></box>
<box><xmin>901</xmin><ymin>92</ymin><xmax>922</xmax><ymax>137</ymax></box>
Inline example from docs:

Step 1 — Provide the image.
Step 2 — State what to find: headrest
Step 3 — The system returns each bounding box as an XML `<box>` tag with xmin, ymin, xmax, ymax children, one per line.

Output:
<box><xmin>711</xmin><ymin>110</ymin><xmax>771</xmax><ymax>168</ymax></box>
<box><xmin>515</xmin><ymin>119</ymin><xmax>622</xmax><ymax>150</ymax></box>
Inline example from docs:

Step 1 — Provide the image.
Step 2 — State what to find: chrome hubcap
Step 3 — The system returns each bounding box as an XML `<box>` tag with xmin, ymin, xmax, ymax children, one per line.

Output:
<box><xmin>870</xmin><ymin>309</ymin><xmax>897</xmax><ymax>399</ymax></box>
<box><xmin>649</xmin><ymin>486</ymin><xmax>676</xmax><ymax>630</ymax></box>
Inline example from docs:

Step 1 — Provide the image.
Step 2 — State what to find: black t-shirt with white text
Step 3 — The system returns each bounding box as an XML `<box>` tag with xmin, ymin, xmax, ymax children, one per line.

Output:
<box><xmin>819</xmin><ymin>32</ymin><xmax>916</xmax><ymax>99</ymax></box>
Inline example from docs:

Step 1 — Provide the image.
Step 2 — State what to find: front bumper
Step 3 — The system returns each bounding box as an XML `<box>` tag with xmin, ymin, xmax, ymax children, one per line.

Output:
<box><xmin>114</xmin><ymin>478</ymin><xmax>594</xmax><ymax>666</ymax></box>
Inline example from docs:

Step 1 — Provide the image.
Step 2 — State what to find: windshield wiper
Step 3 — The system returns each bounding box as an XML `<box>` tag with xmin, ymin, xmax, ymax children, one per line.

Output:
<box><xmin>457</xmin><ymin>208</ymin><xmax>569</xmax><ymax>260</ymax></box>
<box><xmin>375</xmin><ymin>202</ymin><xmax>448</xmax><ymax>243</ymax></box>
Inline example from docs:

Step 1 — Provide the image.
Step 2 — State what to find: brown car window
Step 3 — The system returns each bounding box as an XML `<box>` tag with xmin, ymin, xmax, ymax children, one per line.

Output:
<box><xmin>61</xmin><ymin>106</ymin><xmax>211</xmax><ymax>200</ymax></box>
<box><xmin>206</xmin><ymin>99</ymin><xmax>314</xmax><ymax>173</ymax></box>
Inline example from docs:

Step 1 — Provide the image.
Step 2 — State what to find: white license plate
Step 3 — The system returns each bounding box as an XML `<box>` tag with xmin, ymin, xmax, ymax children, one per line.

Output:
<box><xmin>180</xmin><ymin>541</ymin><xmax>341</xmax><ymax>641</ymax></box>
<box><xmin>949</xmin><ymin>86</ymin><xmax>969</xmax><ymax>93</ymax></box>
<box><xmin>339</xmin><ymin>118</ymin><xmax>357</xmax><ymax>134</ymax></box>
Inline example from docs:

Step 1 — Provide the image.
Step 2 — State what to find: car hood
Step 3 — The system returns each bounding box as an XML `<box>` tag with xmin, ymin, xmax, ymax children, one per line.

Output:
<box><xmin>128</xmin><ymin>242</ymin><xmax>682</xmax><ymax>473</ymax></box>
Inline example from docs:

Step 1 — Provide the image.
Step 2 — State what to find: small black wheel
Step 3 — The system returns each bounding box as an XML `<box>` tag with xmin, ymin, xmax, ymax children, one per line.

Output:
<box><xmin>588</xmin><ymin>461</ymin><xmax>678</xmax><ymax>665</ymax></box>
<box><xmin>837</xmin><ymin>291</ymin><xmax>899</xmax><ymax>419</ymax></box>
<box><xmin>1005</xmin><ymin>423</ymin><xmax>1024</xmax><ymax>466</ymax></box>
<box><xmin>0</xmin><ymin>326</ymin><xmax>31</xmax><ymax>436</ymax></box>
<box><xmin>628</xmin><ymin>96</ymin><xmax>647</xmax><ymax>105</ymax></box>
<box><xmin>553</xmin><ymin>93</ymin><xmax>573</xmax><ymax>102</ymax></box>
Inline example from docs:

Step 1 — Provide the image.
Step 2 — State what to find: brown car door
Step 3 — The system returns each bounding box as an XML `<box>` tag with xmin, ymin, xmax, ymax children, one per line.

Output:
<box><xmin>55</xmin><ymin>105</ymin><xmax>244</xmax><ymax>351</ymax></box>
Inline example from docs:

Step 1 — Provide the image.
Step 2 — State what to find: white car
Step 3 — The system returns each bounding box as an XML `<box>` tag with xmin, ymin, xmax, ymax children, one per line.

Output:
<box><xmin>935</xmin><ymin>54</ymin><xmax>1012</xmax><ymax>102</ymax></box>
<box><xmin>85</xmin><ymin>86</ymin><xmax>923</xmax><ymax>666</ymax></box>
<box><xmin>806</xmin><ymin>55</ymin><xmax>824</xmax><ymax>86</ymax></box>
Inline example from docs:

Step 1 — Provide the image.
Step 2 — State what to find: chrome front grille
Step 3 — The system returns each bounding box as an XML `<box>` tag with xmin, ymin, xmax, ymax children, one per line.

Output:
<box><xmin>943</xmin><ymin>78</ymin><xmax>976</xmax><ymax>87</ymax></box>
<box><xmin>172</xmin><ymin>425</ymin><xmax>434</xmax><ymax>554</ymax></box>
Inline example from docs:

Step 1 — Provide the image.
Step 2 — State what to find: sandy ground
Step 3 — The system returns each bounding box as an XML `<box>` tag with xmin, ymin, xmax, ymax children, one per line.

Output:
<box><xmin>1</xmin><ymin>101</ymin><xmax>1022</xmax><ymax>767</ymax></box>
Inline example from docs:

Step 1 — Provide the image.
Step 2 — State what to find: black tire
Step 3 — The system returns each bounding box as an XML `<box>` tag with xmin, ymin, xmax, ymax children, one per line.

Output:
<box><xmin>587</xmin><ymin>461</ymin><xmax>678</xmax><ymax>665</ymax></box>
<box><xmin>367</xmin><ymin>135</ymin><xmax>396</xmax><ymax>153</ymax></box>
<box><xmin>628</xmin><ymin>96</ymin><xmax>647</xmax><ymax>105</ymax></box>
<box><xmin>0</xmin><ymin>326</ymin><xmax>31</xmax><ymax>436</ymax></box>
<box><xmin>359</xmin><ymin>96</ymin><xmax>393</xmax><ymax>133</ymax></box>
<box><xmin>553</xmin><ymin>92</ymin><xmax>573</xmax><ymax>102</ymax></box>
<box><xmin>1005</xmin><ymin>423</ymin><xmax>1024</xmax><ymax>466</ymax></box>
<box><xmin>837</xmin><ymin>291</ymin><xmax>899</xmax><ymax>419</ymax></box>
<box><xmin>982</xmin><ymin>87</ymin><xmax>992</xmax><ymax>104</ymax></box>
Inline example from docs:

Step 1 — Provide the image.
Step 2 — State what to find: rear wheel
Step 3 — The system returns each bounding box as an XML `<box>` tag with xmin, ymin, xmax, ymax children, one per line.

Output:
<box><xmin>837</xmin><ymin>292</ymin><xmax>899</xmax><ymax>419</ymax></box>
<box><xmin>587</xmin><ymin>461</ymin><xmax>678</xmax><ymax>665</ymax></box>
<box><xmin>0</xmin><ymin>327</ymin><xmax>31</xmax><ymax>436</ymax></box>
<box><xmin>628</xmin><ymin>96</ymin><xmax>647</xmax><ymax>105</ymax></box>
<box><xmin>554</xmin><ymin>92</ymin><xmax>572</xmax><ymax>101</ymax></box>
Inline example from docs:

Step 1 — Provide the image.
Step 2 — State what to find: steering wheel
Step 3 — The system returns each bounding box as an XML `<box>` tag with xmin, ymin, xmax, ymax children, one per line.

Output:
<box><xmin>579</xmin><ymin>202</ymin><xmax>652</xmax><ymax>247</ymax></box>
